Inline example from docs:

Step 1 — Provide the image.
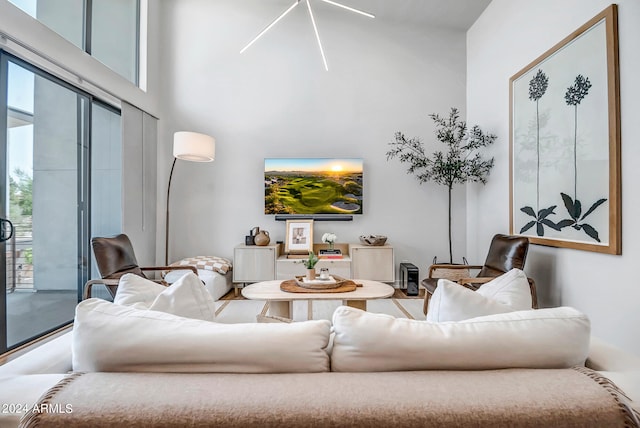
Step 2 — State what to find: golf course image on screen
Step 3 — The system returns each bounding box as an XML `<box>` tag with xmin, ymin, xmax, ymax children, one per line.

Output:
<box><xmin>264</xmin><ymin>158</ymin><xmax>363</xmax><ymax>215</ymax></box>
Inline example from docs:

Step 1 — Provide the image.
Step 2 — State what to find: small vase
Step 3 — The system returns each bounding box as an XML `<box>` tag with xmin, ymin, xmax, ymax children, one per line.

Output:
<box><xmin>306</xmin><ymin>269</ymin><xmax>316</xmax><ymax>281</ymax></box>
<box><xmin>329</xmin><ymin>242</ymin><xmax>334</xmax><ymax>250</ymax></box>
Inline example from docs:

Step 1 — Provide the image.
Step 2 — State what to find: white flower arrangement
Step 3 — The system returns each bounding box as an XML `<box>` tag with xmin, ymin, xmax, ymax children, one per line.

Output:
<box><xmin>322</xmin><ymin>233</ymin><xmax>337</xmax><ymax>244</ymax></box>
<box><xmin>322</xmin><ymin>233</ymin><xmax>337</xmax><ymax>250</ymax></box>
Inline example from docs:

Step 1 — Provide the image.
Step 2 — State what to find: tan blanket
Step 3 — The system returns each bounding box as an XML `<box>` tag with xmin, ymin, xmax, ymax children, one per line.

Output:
<box><xmin>20</xmin><ymin>367</ymin><xmax>639</xmax><ymax>428</ymax></box>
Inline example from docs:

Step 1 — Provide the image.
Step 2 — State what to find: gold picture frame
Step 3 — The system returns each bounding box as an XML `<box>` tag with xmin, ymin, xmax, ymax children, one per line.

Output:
<box><xmin>284</xmin><ymin>219</ymin><xmax>314</xmax><ymax>254</ymax></box>
<box><xmin>509</xmin><ymin>5</ymin><xmax>620</xmax><ymax>254</ymax></box>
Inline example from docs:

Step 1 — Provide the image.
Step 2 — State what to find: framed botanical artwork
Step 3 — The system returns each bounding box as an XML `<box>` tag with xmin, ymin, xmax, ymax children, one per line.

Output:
<box><xmin>284</xmin><ymin>219</ymin><xmax>314</xmax><ymax>254</ymax></box>
<box><xmin>509</xmin><ymin>5</ymin><xmax>620</xmax><ymax>254</ymax></box>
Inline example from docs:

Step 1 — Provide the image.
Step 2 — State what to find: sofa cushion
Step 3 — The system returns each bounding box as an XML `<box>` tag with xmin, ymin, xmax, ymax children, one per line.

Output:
<box><xmin>331</xmin><ymin>306</ymin><xmax>590</xmax><ymax>372</ymax></box>
<box><xmin>115</xmin><ymin>272</ymin><xmax>216</xmax><ymax>321</ymax></box>
<box><xmin>426</xmin><ymin>279</ymin><xmax>517</xmax><ymax>322</ymax></box>
<box><xmin>73</xmin><ymin>299</ymin><xmax>331</xmax><ymax>373</ymax></box>
<box><xmin>0</xmin><ymin>332</ymin><xmax>73</xmax><ymax>376</ymax></box>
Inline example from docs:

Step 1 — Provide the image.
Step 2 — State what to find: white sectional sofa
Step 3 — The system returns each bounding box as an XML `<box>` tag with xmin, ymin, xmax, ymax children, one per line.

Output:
<box><xmin>0</xmin><ymin>331</ymin><xmax>72</xmax><ymax>428</ymax></box>
<box><xmin>1</xmin><ymin>303</ymin><xmax>639</xmax><ymax>428</ymax></box>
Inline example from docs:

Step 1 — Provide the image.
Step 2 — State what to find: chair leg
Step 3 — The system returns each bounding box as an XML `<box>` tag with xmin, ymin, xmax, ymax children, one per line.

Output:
<box><xmin>423</xmin><ymin>292</ymin><xmax>432</xmax><ymax>316</ymax></box>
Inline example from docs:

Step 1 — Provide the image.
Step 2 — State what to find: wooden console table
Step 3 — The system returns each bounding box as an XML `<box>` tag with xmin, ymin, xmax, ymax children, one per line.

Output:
<box><xmin>233</xmin><ymin>243</ymin><xmax>395</xmax><ymax>293</ymax></box>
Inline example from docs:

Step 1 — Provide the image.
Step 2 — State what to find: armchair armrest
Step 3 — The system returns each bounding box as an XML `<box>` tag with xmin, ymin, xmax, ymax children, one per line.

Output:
<box><xmin>83</xmin><ymin>266</ymin><xmax>203</xmax><ymax>300</ymax></box>
<box><xmin>457</xmin><ymin>277</ymin><xmax>493</xmax><ymax>285</ymax></box>
<box><xmin>457</xmin><ymin>277</ymin><xmax>493</xmax><ymax>291</ymax></box>
<box><xmin>83</xmin><ymin>278</ymin><xmax>119</xmax><ymax>300</ymax></box>
<box><xmin>428</xmin><ymin>264</ymin><xmax>482</xmax><ymax>277</ymax></box>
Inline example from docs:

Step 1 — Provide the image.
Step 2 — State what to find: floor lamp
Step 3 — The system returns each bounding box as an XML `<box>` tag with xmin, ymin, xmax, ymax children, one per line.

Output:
<box><xmin>165</xmin><ymin>131</ymin><xmax>216</xmax><ymax>265</ymax></box>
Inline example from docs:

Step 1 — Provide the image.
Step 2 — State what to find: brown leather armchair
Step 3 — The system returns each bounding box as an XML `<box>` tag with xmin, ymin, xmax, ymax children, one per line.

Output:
<box><xmin>422</xmin><ymin>234</ymin><xmax>538</xmax><ymax>315</ymax></box>
<box><xmin>84</xmin><ymin>234</ymin><xmax>196</xmax><ymax>300</ymax></box>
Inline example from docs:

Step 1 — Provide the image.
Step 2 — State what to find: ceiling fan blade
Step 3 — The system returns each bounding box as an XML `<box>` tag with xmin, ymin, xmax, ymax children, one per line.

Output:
<box><xmin>319</xmin><ymin>0</ymin><xmax>375</xmax><ymax>18</ymax></box>
<box><xmin>240</xmin><ymin>0</ymin><xmax>300</xmax><ymax>53</ymax></box>
<box><xmin>306</xmin><ymin>0</ymin><xmax>329</xmax><ymax>71</ymax></box>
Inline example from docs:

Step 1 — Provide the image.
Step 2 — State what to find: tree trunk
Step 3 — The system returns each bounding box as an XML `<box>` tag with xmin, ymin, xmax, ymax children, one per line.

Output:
<box><xmin>448</xmin><ymin>185</ymin><xmax>453</xmax><ymax>264</ymax></box>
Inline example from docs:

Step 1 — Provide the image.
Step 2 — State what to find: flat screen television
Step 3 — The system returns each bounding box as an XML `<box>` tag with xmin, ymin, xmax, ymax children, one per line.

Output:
<box><xmin>265</xmin><ymin>158</ymin><xmax>363</xmax><ymax>215</ymax></box>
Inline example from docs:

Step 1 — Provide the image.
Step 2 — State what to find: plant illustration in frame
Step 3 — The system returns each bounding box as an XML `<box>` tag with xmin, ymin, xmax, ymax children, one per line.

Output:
<box><xmin>518</xmin><ymin>69</ymin><xmax>561</xmax><ymax>237</ymax></box>
<box><xmin>509</xmin><ymin>5</ymin><xmax>620</xmax><ymax>254</ymax></box>
<box><xmin>556</xmin><ymin>74</ymin><xmax>607</xmax><ymax>242</ymax></box>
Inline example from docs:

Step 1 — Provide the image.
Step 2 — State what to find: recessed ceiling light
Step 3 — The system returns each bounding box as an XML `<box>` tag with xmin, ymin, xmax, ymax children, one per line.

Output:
<box><xmin>240</xmin><ymin>0</ymin><xmax>375</xmax><ymax>71</ymax></box>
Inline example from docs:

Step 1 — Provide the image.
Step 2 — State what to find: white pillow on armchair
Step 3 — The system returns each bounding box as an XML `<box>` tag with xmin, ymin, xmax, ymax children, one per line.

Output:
<box><xmin>475</xmin><ymin>268</ymin><xmax>532</xmax><ymax>310</ymax></box>
<box><xmin>114</xmin><ymin>273</ymin><xmax>216</xmax><ymax>321</ymax></box>
<box><xmin>427</xmin><ymin>268</ymin><xmax>532</xmax><ymax>322</ymax></box>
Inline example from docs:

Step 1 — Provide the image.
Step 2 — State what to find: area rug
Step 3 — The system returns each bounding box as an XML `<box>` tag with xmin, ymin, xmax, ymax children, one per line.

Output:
<box><xmin>213</xmin><ymin>298</ymin><xmax>425</xmax><ymax>323</ymax></box>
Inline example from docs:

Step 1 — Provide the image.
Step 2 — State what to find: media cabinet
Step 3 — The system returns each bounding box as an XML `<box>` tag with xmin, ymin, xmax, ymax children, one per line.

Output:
<box><xmin>233</xmin><ymin>243</ymin><xmax>395</xmax><ymax>289</ymax></box>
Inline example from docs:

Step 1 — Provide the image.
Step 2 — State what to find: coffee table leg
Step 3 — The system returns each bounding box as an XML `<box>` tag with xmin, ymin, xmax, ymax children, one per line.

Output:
<box><xmin>344</xmin><ymin>300</ymin><xmax>367</xmax><ymax>311</ymax></box>
<box><xmin>269</xmin><ymin>301</ymin><xmax>292</xmax><ymax>318</ymax></box>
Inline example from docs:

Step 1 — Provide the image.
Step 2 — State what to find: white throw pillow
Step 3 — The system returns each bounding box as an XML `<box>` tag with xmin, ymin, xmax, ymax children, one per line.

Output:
<box><xmin>73</xmin><ymin>299</ymin><xmax>331</xmax><ymax>373</ymax></box>
<box><xmin>476</xmin><ymin>268</ymin><xmax>532</xmax><ymax>310</ymax></box>
<box><xmin>115</xmin><ymin>273</ymin><xmax>216</xmax><ymax>321</ymax></box>
<box><xmin>114</xmin><ymin>273</ymin><xmax>166</xmax><ymax>309</ymax></box>
<box><xmin>427</xmin><ymin>279</ymin><xmax>516</xmax><ymax>322</ymax></box>
<box><xmin>427</xmin><ymin>269</ymin><xmax>532</xmax><ymax>322</ymax></box>
<box><xmin>331</xmin><ymin>306</ymin><xmax>590</xmax><ymax>372</ymax></box>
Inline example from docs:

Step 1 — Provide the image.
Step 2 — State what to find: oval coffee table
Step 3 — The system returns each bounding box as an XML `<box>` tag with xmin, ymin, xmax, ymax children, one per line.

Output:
<box><xmin>241</xmin><ymin>279</ymin><xmax>395</xmax><ymax>319</ymax></box>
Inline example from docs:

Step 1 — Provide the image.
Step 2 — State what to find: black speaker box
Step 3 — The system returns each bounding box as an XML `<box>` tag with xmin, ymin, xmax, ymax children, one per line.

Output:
<box><xmin>400</xmin><ymin>262</ymin><xmax>419</xmax><ymax>296</ymax></box>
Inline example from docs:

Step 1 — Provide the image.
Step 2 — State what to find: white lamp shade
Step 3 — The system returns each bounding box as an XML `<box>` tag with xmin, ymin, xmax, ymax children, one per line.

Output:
<box><xmin>173</xmin><ymin>131</ymin><xmax>215</xmax><ymax>162</ymax></box>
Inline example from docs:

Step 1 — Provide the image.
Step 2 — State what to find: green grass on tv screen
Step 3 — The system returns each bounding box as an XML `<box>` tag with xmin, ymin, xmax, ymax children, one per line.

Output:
<box><xmin>265</xmin><ymin>171</ymin><xmax>363</xmax><ymax>214</ymax></box>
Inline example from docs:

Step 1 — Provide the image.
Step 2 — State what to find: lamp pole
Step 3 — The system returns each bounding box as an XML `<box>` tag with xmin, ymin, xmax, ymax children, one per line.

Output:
<box><xmin>165</xmin><ymin>157</ymin><xmax>178</xmax><ymax>265</ymax></box>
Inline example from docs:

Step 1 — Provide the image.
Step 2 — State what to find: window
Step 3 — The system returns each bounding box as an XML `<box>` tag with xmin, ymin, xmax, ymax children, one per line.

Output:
<box><xmin>1</xmin><ymin>53</ymin><xmax>122</xmax><ymax>353</ymax></box>
<box><xmin>90</xmin><ymin>0</ymin><xmax>140</xmax><ymax>84</ymax></box>
<box><xmin>8</xmin><ymin>0</ymin><xmax>140</xmax><ymax>85</ymax></box>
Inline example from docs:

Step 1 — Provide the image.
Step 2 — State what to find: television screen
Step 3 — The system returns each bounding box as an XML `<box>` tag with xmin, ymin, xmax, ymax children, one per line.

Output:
<box><xmin>265</xmin><ymin>158</ymin><xmax>363</xmax><ymax>215</ymax></box>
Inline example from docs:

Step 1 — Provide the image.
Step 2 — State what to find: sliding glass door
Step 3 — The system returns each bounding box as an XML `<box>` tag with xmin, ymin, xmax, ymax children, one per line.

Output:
<box><xmin>0</xmin><ymin>53</ymin><xmax>121</xmax><ymax>353</ymax></box>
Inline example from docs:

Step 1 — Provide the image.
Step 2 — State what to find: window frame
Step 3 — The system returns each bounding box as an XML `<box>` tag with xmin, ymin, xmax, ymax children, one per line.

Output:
<box><xmin>0</xmin><ymin>51</ymin><xmax>122</xmax><ymax>355</ymax></box>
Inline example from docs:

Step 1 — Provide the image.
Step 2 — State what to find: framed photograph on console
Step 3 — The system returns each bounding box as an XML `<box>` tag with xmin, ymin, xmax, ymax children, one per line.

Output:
<box><xmin>284</xmin><ymin>219</ymin><xmax>314</xmax><ymax>254</ymax></box>
<box><xmin>509</xmin><ymin>4</ymin><xmax>620</xmax><ymax>254</ymax></box>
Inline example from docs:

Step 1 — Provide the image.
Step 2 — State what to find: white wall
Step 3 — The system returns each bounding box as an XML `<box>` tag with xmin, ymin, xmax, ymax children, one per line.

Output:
<box><xmin>467</xmin><ymin>0</ymin><xmax>640</xmax><ymax>356</ymax></box>
<box><xmin>157</xmin><ymin>0</ymin><xmax>471</xmax><ymax>277</ymax></box>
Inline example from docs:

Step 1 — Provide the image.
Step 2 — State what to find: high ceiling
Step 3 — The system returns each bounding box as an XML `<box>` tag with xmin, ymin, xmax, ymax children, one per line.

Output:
<box><xmin>310</xmin><ymin>0</ymin><xmax>493</xmax><ymax>31</ymax></box>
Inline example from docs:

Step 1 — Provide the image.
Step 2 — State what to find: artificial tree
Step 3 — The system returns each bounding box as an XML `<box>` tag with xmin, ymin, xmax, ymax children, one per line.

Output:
<box><xmin>387</xmin><ymin>107</ymin><xmax>496</xmax><ymax>263</ymax></box>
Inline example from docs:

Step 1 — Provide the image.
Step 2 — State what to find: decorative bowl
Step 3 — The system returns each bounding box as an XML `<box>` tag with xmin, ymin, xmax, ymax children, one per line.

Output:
<box><xmin>359</xmin><ymin>235</ymin><xmax>388</xmax><ymax>246</ymax></box>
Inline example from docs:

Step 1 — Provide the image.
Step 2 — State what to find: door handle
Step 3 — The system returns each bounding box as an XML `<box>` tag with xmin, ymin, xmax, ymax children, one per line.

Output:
<box><xmin>0</xmin><ymin>218</ymin><xmax>14</xmax><ymax>243</ymax></box>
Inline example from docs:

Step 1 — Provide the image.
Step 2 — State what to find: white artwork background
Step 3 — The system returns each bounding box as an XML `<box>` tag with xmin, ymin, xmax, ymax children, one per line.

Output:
<box><xmin>512</xmin><ymin>19</ymin><xmax>609</xmax><ymax>245</ymax></box>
